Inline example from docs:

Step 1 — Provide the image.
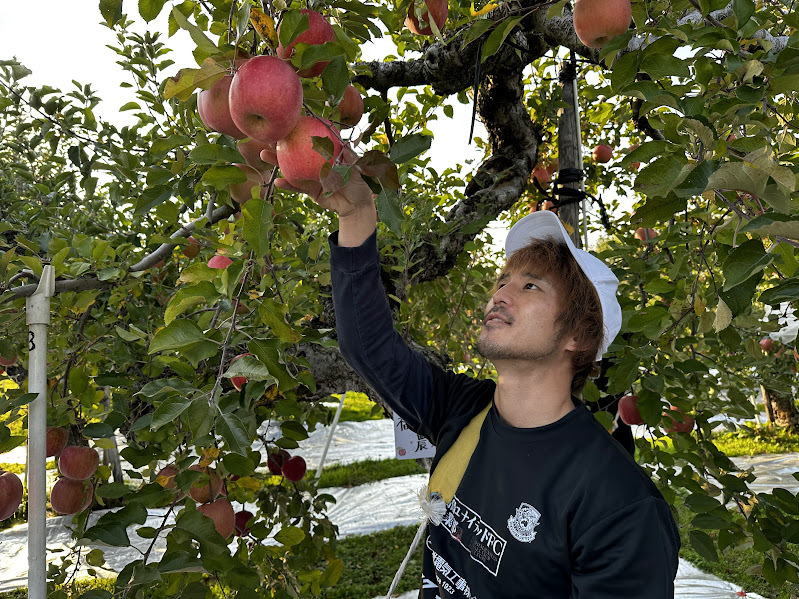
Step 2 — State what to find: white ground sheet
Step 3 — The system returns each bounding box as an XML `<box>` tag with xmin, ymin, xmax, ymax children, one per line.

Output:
<box><xmin>0</xmin><ymin>416</ymin><xmax>785</xmax><ymax>597</ymax></box>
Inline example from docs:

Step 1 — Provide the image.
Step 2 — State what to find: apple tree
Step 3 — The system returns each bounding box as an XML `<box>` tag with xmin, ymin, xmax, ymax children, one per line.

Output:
<box><xmin>2</xmin><ymin>0</ymin><xmax>799</xmax><ymax>594</ymax></box>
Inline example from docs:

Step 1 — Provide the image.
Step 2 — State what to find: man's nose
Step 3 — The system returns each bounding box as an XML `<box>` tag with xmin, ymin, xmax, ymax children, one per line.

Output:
<box><xmin>492</xmin><ymin>284</ymin><xmax>511</xmax><ymax>306</ymax></box>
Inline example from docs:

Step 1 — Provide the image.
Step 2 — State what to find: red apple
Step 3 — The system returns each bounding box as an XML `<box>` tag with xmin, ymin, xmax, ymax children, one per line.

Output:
<box><xmin>235</xmin><ymin>509</ymin><xmax>255</xmax><ymax>536</ymax></box>
<box><xmin>183</xmin><ymin>236</ymin><xmax>201</xmax><ymax>258</ymax></box>
<box><xmin>406</xmin><ymin>0</ymin><xmax>448</xmax><ymax>36</ymax></box>
<box><xmin>0</xmin><ymin>354</ymin><xmax>18</xmax><ymax>367</ymax></box>
<box><xmin>229</xmin><ymin>56</ymin><xmax>304</xmax><ymax>145</ymax></box>
<box><xmin>572</xmin><ymin>0</ymin><xmax>632</xmax><ymax>48</ymax></box>
<box><xmin>229</xmin><ymin>163</ymin><xmax>266</xmax><ymax>204</ymax></box>
<box><xmin>760</xmin><ymin>337</ymin><xmax>775</xmax><ymax>353</ymax></box>
<box><xmin>230</xmin><ymin>352</ymin><xmax>251</xmax><ymax>391</ymax></box>
<box><xmin>277</xmin><ymin>9</ymin><xmax>336</xmax><ymax>78</ymax></box>
<box><xmin>208</xmin><ymin>255</ymin><xmax>233</xmax><ymax>270</ymax></box>
<box><xmin>267</xmin><ymin>449</ymin><xmax>290</xmax><ymax>475</ymax></box>
<box><xmin>46</xmin><ymin>426</ymin><xmax>69</xmax><ymax>458</ymax></box>
<box><xmin>276</xmin><ymin>116</ymin><xmax>343</xmax><ymax>194</ymax></box>
<box><xmin>282</xmin><ymin>455</ymin><xmax>307</xmax><ymax>482</ymax></box>
<box><xmin>664</xmin><ymin>406</ymin><xmax>694</xmax><ymax>434</ymax></box>
<box><xmin>50</xmin><ymin>478</ymin><xmax>93</xmax><ymax>515</ymax></box>
<box><xmin>238</xmin><ymin>138</ymin><xmax>278</xmax><ymax>174</ymax></box>
<box><xmin>188</xmin><ymin>466</ymin><xmax>223</xmax><ymax>503</ymax></box>
<box><xmin>532</xmin><ymin>167</ymin><xmax>551</xmax><ymax>188</ymax></box>
<box><xmin>58</xmin><ymin>446</ymin><xmax>99</xmax><ymax>481</ymax></box>
<box><xmin>335</xmin><ymin>85</ymin><xmax>364</xmax><ymax>128</ymax></box>
<box><xmin>197</xmin><ymin>75</ymin><xmax>246</xmax><ymax>139</ymax></box>
<box><xmin>618</xmin><ymin>394</ymin><xmax>644</xmax><ymax>426</ymax></box>
<box><xmin>545</xmin><ymin>159</ymin><xmax>559</xmax><ymax>174</ymax></box>
<box><xmin>634</xmin><ymin>227</ymin><xmax>658</xmax><ymax>242</ymax></box>
<box><xmin>198</xmin><ymin>498</ymin><xmax>236</xmax><ymax>538</ymax></box>
<box><xmin>592</xmin><ymin>144</ymin><xmax>614</xmax><ymax>163</ymax></box>
<box><xmin>156</xmin><ymin>465</ymin><xmax>179</xmax><ymax>490</ymax></box>
<box><xmin>0</xmin><ymin>471</ymin><xmax>23</xmax><ymax>520</ymax></box>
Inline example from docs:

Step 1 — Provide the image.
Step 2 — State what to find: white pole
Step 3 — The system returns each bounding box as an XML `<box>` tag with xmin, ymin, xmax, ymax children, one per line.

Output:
<box><xmin>314</xmin><ymin>390</ymin><xmax>347</xmax><ymax>482</ymax></box>
<box><xmin>569</xmin><ymin>53</ymin><xmax>587</xmax><ymax>249</ymax></box>
<box><xmin>26</xmin><ymin>265</ymin><xmax>55</xmax><ymax>599</ymax></box>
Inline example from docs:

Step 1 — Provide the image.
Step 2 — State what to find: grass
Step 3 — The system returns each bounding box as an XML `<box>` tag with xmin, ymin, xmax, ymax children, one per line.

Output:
<box><xmin>333</xmin><ymin>392</ymin><xmax>387</xmax><ymax>423</ymax></box>
<box><xmin>710</xmin><ymin>426</ymin><xmax>799</xmax><ymax>457</ymax></box>
<box><xmin>312</xmin><ymin>457</ymin><xmax>426</xmax><ymax>489</ymax></box>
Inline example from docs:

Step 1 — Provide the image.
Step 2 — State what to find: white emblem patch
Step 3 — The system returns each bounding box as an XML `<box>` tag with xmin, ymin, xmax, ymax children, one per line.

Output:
<box><xmin>507</xmin><ymin>502</ymin><xmax>541</xmax><ymax>543</ymax></box>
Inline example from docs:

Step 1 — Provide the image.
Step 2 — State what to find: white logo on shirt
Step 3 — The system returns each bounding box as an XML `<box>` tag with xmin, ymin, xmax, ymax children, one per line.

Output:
<box><xmin>507</xmin><ymin>502</ymin><xmax>541</xmax><ymax>543</ymax></box>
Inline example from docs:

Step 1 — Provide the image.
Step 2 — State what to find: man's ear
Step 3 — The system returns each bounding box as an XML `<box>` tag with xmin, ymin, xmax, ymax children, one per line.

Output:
<box><xmin>562</xmin><ymin>332</ymin><xmax>579</xmax><ymax>353</ymax></box>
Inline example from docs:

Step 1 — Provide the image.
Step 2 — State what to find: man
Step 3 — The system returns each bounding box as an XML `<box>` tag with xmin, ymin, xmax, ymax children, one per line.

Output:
<box><xmin>284</xmin><ymin>171</ymin><xmax>680</xmax><ymax>597</ymax></box>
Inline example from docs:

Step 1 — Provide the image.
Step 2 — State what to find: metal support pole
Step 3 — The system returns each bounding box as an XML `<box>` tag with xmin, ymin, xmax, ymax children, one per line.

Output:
<box><xmin>569</xmin><ymin>53</ymin><xmax>588</xmax><ymax>249</ymax></box>
<box><xmin>26</xmin><ymin>265</ymin><xmax>55</xmax><ymax>599</ymax></box>
<box><xmin>557</xmin><ymin>52</ymin><xmax>584</xmax><ymax>248</ymax></box>
<box><xmin>314</xmin><ymin>390</ymin><xmax>347</xmax><ymax>482</ymax></box>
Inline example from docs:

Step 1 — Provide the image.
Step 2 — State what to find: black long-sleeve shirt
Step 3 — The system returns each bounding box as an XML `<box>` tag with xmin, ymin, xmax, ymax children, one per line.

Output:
<box><xmin>330</xmin><ymin>230</ymin><xmax>680</xmax><ymax>598</ymax></box>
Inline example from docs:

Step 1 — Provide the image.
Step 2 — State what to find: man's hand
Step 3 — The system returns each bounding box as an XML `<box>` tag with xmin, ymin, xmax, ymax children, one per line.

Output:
<box><xmin>274</xmin><ymin>146</ymin><xmax>378</xmax><ymax>247</ymax></box>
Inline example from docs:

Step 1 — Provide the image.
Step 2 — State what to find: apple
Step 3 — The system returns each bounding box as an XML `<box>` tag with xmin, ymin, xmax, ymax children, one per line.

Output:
<box><xmin>572</xmin><ymin>0</ymin><xmax>632</xmax><ymax>48</ymax></box>
<box><xmin>335</xmin><ymin>85</ymin><xmax>364</xmax><ymax>128</ymax></box>
<box><xmin>50</xmin><ymin>478</ymin><xmax>93</xmax><ymax>515</ymax></box>
<box><xmin>405</xmin><ymin>0</ymin><xmax>448</xmax><ymax>36</ymax></box>
<box><xmin>229</xmin><ymin>55</ymin><xmax>304</xmax><ymax>145</ymax></box>
<box><xmin>592</xmin><ymin>144</ymin><xmax>614</xmax><ymax>163</ymax></box>
<box><xmin>618</xmin><ymin>394</ymin><xmax>644</xmax><ymax>426</ymax></box>
<box><xmin>0</xmin><ymin>354</ymin><xmax>18</xmax><ymax>367</ymax></box>
<box><xmin>545</xmin><ymin>159</ymin><xmax>559</xmax><ymax>174</ymax></box>
<box><xmin>627</xmin><ymin>143</ymin><xmax>640</xmax><ymax>170</ymax></box>
<box><xmin>532</xmin><ymin>167</ymin><xmax>551</xmax><ymax>188</ymax></box>
<box><xmin>282</xmin><ymin>455</ymin><xmax>307</xmax><ymax>482</ymax></box>
<box><xmin>760</xmin><ymin>337</ymin><xmax>775</xmax><ymax>353</ymax></box>
<box><xmin>267</xmin><ymin>449</ymin><xmax>290</xmax><ymax>475</ymax></box>
<box><xmin>277</xmin><ymin>9</ymin><xmax>336</xmax><ymax>78</ymax></box>
<box><xmin>46</xmin><ymin>426</ymin><xmax>69</xmax><ymax>458</ymax></box>
<box><xmin>0</xmin><ymin>470</ymin><xmax>23</xmax><ymax>520</ymax></box>
<box><xmin>634</xmin><ymin>227</ymin><xmax>658</xmax><ymax>242</ymax></box>
<box><xmin>238</xmin><ymin>138</ymin><xmax>278</xmax><ymax>174</ymax></box>
<box><xmin>58</xmin><ymin>446</ymin><xmax>99</xmax><ymax>480</ymax></box>
<box><xmin>183</xmin><ymin>236</ymin><xmax>201</xmax><ymax>258</ymax></box>
<box><xmin>235</xmin><ymin>509</ymin><xmax>255</xmax><ymax>536</ymax></box>
<box><xmin>664</xmin><ymin>406</ymin><xmax>694</xmax><ymax>434</ymax></box>
<box><xmin>229</xmin><ymin>163</ymin><xmax>266</xmax><ymax>204</ymax></box>
<box><xmin>198</xmin><ymin>498</ymin><xmax>236</xmax><ymax>538</ymax></box>
<box><xmin>230</xmin><ymin>352</ymin><xmax>251</xmax><ymax>391</ymax></box>
<box><xmin>276</xmin><ymin>116</ymin><xmax>343</xmax><ymax>193</ymax></box>
<box><xmin>208</xmin><ymin>255</ymin><xmax>233</xmax><ymax>270</ymax></box>
<box><xmin>156</xmin><ymin>464</ymin><xmax>179</xmax><ymax>490</ymax></box>
<box><xmin>197</xmin><ymin>75</ymin><xmax>246</xmax><ymax>139</ymax></box>
<box><xmin>188</xmin><ymin>465</ymin><xmax>223</xmax><ymax>503</ymax></box>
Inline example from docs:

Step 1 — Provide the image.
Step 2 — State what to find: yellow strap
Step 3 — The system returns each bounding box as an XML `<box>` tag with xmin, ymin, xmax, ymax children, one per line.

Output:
<box><xmin>428</xmin><ymin>401</ymin><xmax>492</xmax><ymax>504</ymax></box>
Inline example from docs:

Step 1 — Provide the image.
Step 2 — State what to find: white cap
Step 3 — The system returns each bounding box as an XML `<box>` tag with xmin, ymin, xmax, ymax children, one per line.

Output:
<box><xmin>505</xmin><ymin>211</ymin><xmax>621</xmax><ymax>361</ymax></box>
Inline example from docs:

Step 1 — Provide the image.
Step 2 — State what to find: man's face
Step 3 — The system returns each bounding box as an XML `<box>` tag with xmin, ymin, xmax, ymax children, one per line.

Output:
<box><xmin>476</xmin><ymin>268</ymin><xmax>575</xmax><ymax>363</ymax></box>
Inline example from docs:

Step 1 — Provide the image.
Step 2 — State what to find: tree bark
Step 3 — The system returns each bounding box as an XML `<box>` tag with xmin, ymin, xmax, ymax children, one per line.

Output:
<box><xmin>760</xmin><ymin>385</ymin><xmax>799</xmax><ymax>431</ymax></box>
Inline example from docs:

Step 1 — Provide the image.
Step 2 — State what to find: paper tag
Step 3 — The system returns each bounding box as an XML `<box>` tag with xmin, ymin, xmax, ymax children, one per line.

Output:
<box><xmin>393</xmin><ymin>413</ymin><xmax>436</xmax><ymax>460</ymax></box>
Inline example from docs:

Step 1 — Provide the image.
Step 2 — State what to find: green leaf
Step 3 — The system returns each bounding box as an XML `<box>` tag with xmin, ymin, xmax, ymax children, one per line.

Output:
<box><xmin>274</xmin><ymin>525</ymin><xmax>305</xmax><ymax>546</ymax></box>
<box><xmin>461</xmin><ymin>19</ymin><xmax>494</xmax><ymax>49</ymax></box>
<box><xmin>202</xmin><ymin>165</ymin><xmax>248</xmax><ymax>190</ymax></box>
<box><xmin>95</xmin><ymin>482</ymin><xmax>131</xmax><ymax>500</ymax></box>
<box><xmin>139</xmin><ymin>0</ymin><xmax>166</xmax><ymax>22</ymax></box>
<box><xmin>164</xmin><ymin>281</ymin><xmax>219</xmax><ymax>325</ymax></box>
<box><xmin>685</xmin><ymin>493</ymin><xmax>722</xmax><ymax>513</ymax></box>
<box><xmin>149</xmin><ymin>319</ymin><xmax>207</xmax><ymax>354</ymax></box>
<box><xmin>171</xmin><ymin>6</ymin><xmax>219</xmax><ymax>57</ymax></box>
<box><xmin>720</xmin><ymin>269</ymin><xmax>762</xmax><ymax>316</ymax></box>
<box><xmin>157</xmin><ymin>551</ymin><xmax>206</xmax><ymax>573</ymax></box>
<box><xmin>151</xmin><ymin>395</ymin><xmax>193</xmax><ymax>430</ymax></box>
<box><xmin>740</xmin><ymin>213</ymin><xmax>799</xmax><ymax>242</ymax></box>
<box><xmin>151</xmin><ymin>135</ymin><xmax>191</xmax><ymax>158</ymax></box>
<box><xmin>631</xmin><ymin>194</ymin><xmax>687</xmax><ymax>226</ymax></box>
<box><xmin>389</xmin><ymin>133</ymin><xmax>432</xmax><ymax>164</ymax></box>
<box><xmin>375</xmin><ymin>189</ymin><xmax>404</xmax><ymax>236</ymax></box>
<box><xmin>216</xmin><ymin>411</ymin><xmax>251</xmax><ymax>455</ymax></box>
<box><xmin>224</xmin><ymin>355</ymin><xmax>278</xmax><ymax>385</ymax></box>
<box><xmin>593</xmin><ymin>410</ymin><xmax>614</xmax><ymax>430</ymax></box>
<box><xmin>689</xmin><ymin>530</ymin><xmax>718</xmax><ymax>562</ymax></box>
<box><xmin>722</xmin><ymin>239</ymin><xmax>772</xmax><ymax>290</ymax></box>
<box><xmin>258</xmin><ymin>299</ymin><xmax>301</xmax><ymax>343</ymax></box>
<box><xmin>278</xmin><ymin>10</ymin><xmax>310</xmax><ymax>48</ymax></box>
<box><xmin>320</xmin><ymin>558</ymin><xmax>344</xmax><ymax>587</ymax></box>
<box><xmin>610</xmin><ymin>51</ymin><xmax>640</xmax><ymax>93</ymax></box>
<box><xmin>99</xmin><ymin>0</ymin><xmax>123</xmax><ymax>27</ymax></box>
<box><xmin>242</xmin><ymin>198</ymin><xmax>273</xmax><ymax>258</ymax></box>
<box><xmin>733</xmin><ymin>0</ymin><xmax>755</xmax><ymax>27</ymax></box>
<box><xmin>759</xmin><ymin>280</ymin><xmax>799</xmax><ymax>305</ymax></box>
<box><xmin>82</xmin><ymin>422</ymin><xmax>115</xmax><ymax>438</ymax></box>
<box><xmin>298</xmin><ymin>42</ymin><xmax>346</xmax><ymax>72</ymax></box>
<box><xmin>135</xmin><ymin>185</ymin><xmax>173</xmax><ymax>214</ymax></box>
<box><xmin>480</xmin><ymin>16</ymin><xmax>523</xmax><ymax>63</ymax></box>
<box><xmin>322</xmin><ymin>55</ymin><xmax>349</xmax><ymax>105</ymax></box>
<box><xmin>189</xmin><ymin>144</ymin><xmax>243</xmax><ymax>165</ymax></box>
<box><xmin>281</xmin><ymin>420</ymin><xmax>309</xmax><ymax>441</ymax></box>
<box><xmin>634</xmin><ymin>157</ymin><xmax>685</xmax><ymax>199</ymax></box>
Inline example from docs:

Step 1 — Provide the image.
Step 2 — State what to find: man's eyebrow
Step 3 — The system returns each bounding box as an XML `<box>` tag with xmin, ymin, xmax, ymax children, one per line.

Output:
<box><xmin>496</xmin><ymin>271</ymin><xmax>551</xmax><ymax>284</ymax></box>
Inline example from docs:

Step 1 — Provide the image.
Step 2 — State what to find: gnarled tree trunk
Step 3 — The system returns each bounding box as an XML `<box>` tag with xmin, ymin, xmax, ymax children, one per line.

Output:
<box><xmin>760</xmin><ymin>385</ymin><xmax>799</xmax><ymax>431</ymax></box>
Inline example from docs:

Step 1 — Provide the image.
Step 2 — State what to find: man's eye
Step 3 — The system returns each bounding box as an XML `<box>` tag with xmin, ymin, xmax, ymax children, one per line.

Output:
<box><xmin>524</xmin><ymin>283</ymin><xmax>538</xmax><ymax>290</ymax></box>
